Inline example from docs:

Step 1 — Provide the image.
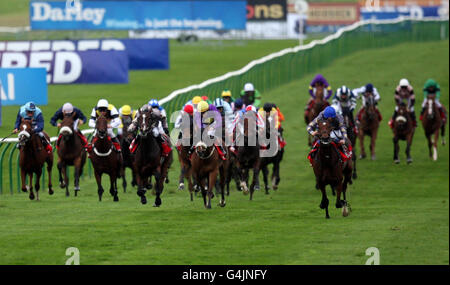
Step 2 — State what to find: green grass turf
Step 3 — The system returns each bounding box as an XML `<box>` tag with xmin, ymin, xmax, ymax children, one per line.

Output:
<box><xmin>0</xmin><ymin>39</ymin><xmax>448</xmax><ymax>265</ymax></box>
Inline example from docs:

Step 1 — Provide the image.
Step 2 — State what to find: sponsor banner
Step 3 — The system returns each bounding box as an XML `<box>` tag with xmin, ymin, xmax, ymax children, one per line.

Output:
<box><xmin>0</xmin><ymin>39</ymin><xmax>169</xmax><ymax>70</ymax></box>
<box><xmin>360</xmin><ymin>5</ymin><xmax>443</xmax><ymax>19</ymax></box>
<box><xmin>306</xmin><ymin>3</ymin><xmax>360</xmax><ymax>25</ymax></box>
<box><xmin>247</xmin><ymin>0</ymin><xmax>287</xmax><ymax>22</ymax></box>
<box><xmin>0</xmin><ymin>68</ymin><xmax>48</xmax><ymax>106</ymax></box>
<box><xmin>359</xmin><ymin>0</ymin><xmax>444</xmax><ymax>8</ymax></box>
<box><xmin>30</xmin><ymin>1</ymin><xmax>247</xmax><ymax>30</ymax></box>
<box><xmin>0</xmin><ymin>50</ymin><xmax>128</xmax><ymax>84</ymax></box>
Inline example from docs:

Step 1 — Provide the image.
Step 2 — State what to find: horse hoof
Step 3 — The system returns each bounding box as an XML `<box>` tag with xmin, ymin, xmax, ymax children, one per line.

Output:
<box><xmin>394</xmin><ymin>159</ymin><xmax>400</xmax><ymax>164</ymax></box>
<box><xmin>326</xmin><ymin>215</ymin><xmax>330</xmax><ymax>219</ymax></box>
<box><xmin>66</xmin><ymin>192</ymin><xmax>70</xmax><ymax>197</ymax></box>
<box><xmin>49</xmin><ymin>189</ymin><xmax>54</xmax><ymax>195</ymax></box>
<box><xmin>342</xmin><ymin>206</ymin><xmax>349</xmax><ymax>217</ymax></box>
<box><xmin>178</xmin><ymin>183</ymin><xmax>185</xmax><ymax>190</ymax></box>
<box><xmin>407</xmin><ymin>158</ymin><xmax>413</xmax><ymax>164</ymax></box>
<box><xmin>114</xmin><ymin>196</ymin><xmax>119</xmax><ymax>202</ymax></box>
<box><xmin>21</xmin><ymin>188</ymin><xmax>27</xmax><ymax>193</ymax></box>
<box><xmin>272</xmin><ymin>185</ymin><xmax>278</xmax><ymax>191</ymax></box>
<box><xmin>371</xmin><ymin>155</ymin><xmax>376</xmax><ymax>161</ymax></box>
<box><xmin>154</xmin><ymin>197</ymin><xmax>161</xmax><ymax>207</ymax></box>
<box><xmin>29</xmin><ymin>194</ymin><xmax>35</xmax><ymax>200</ymax></box>
<box><xmin>359</xmin><ymin>154</ymin><xmax>366</xmax><ymax>159</ymax></box>
<box><xmin>336</xmin><ymin>202</ymin><xmax>343</xmax><ymax>209</ymax></box>
<box><xmin>146</xmin><ymin>183</ymin><xmax>153</xmax><ymax>190</ymax></box>
<box><xmin>352</xmin><ymin>172</ymin><xmax>357</xmax><ymax>179</ymax></box>
<box><xmin>141</xmin><ymin>196</ymin><xmax>147</xmax><ymax>205</ymax></box>
<box><xmin>59</xmin><ymin>183</ymin><xmax>66</xmax><ymax>189</ymax></box>
<box><xmin>165</xmin><ymin>178</ymin><xmax>169</xmax><ymax>184</ymax></box>
<box><xmin>219</xmin><ymin>200</ymin><xmax>226</xmax><ymax>207</ymax></box>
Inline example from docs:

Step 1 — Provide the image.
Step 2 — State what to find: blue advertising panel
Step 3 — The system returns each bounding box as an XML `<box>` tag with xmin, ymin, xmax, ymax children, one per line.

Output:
<box><xmin>0</xmin><ymin>50</ymin><xmax>128</xmax><ymax>84</ymax></box>
<box><xmin>361</xmin><ymin>6</ymin><xmax>441</xmax><ymax>20</ymax></box>
<box><xmin>30</xmin><ymin>1</ymin><xmax>247</xmax><ymax>30</ymax></box>
<box><xmin>0</xmin><ymin>39</ymin><xmax>169</xmax><ymax>70</ymax></box>
<box><xmin>0</xmin><ymin>68</ymin><xmax>48</xmax><ymax>106</ymax></box>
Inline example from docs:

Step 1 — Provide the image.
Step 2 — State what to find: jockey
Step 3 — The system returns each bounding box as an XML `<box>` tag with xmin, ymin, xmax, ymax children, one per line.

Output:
<box><xmin>50</xmin><ymin>102</ymin><xmax>88</xmax><ymax>149</ymax></box>
<box><xmin>229</xmin><ymin>105</ymin><xmax>265</xmax><ymax>153</ymax></box>
<box><xmin>307</xmin><ymin>106</ymin><xmax>350</xmax><ymax>157</ymax></box>
<box><xmin>127</xmin><ymin>104</ymin><xmax>172</xmax><ymax>157</ymax></box>
<box><xmin>259</xmin><ymin>102</ymin><xmax>286</xmax><ymax>149</ymax></box>
<box><xmin>234</xmin><ymin>98</ymin><xmax>244</xmax><ymax>113</ymax></box>
<box><xmin>221</xmin><ymin>89</ymin><xmax>235</xmax><ymax>111</ymax></box>
<box><xmin>240</xmin><ymin>83</ymin><xmax>262</xmax><ymax>108</ymax></box>
<box><xmin>148</xmin><ymin>99</ymin><xmax>169</xmax><ymax>135</ymax></box>
<box><xmin>420</xmin><ymin>79</ymin><xmax>447</xmax><ymax>124</ymax></box>
<box><xmin>332</xmin><ymin>85</ymin><xmax>357</xmax><ymax>130</ymax></box>
<box><xmin>353</xmin><ymin>83</ymin><xmax>382</xmax><ymax>127</ymax></box>
<box><xmin>13</xmin><ymin>101</ymin><xmax>52</xmax><ymax>154</ymax></box>
<box><xmin>304</xmin><ymin>74</ymin><xmax>333</xmax><ymax>120</ymax></box>
<box><xmin>88</xmin><ymin>99</ymin><xmax>122</xmax><ymax>152</ymax></box>
<box><xmin>389</xmin><ymin>79</ymin><xmax>417</xmax><ymax>128</ymax></box>
<box><xmin>175</xmin><ymin>104</ymin><xmax>194</xmax><ymax>146</ymax></box>
<box><xmin>190</xmin><ymin>101</ymin><xmax>227</xmax><ymax>158</ymax></box>
<box><xmin>214</xmin><ymin>97</ymin><xmax>234</xmax><ymax>129</ymax></box>
<box><xmin>118</xmin><ymin>105</ymin><xmax>137</xmax><ymax>136</ymax></box>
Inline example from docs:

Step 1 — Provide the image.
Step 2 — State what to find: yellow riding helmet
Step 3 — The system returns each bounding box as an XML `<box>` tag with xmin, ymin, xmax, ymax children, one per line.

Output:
<box><xmin>221</xmin><ymin>90</ymin><xmax>232</xmax><ymax>97</ymax></box>
<box><xmin>197</xmin><ymin>101</ymin><xmax>209</xmax><ymax>113</ymax></box>
<box><xmin>121</xmin><ymin>105</ymin><xmax>132</xmax><ymax>116</ymax></box>
<box><xmin>192</xmin><ymin>96</ymin><xmax>203</xmax><ymax>104</ymax></box>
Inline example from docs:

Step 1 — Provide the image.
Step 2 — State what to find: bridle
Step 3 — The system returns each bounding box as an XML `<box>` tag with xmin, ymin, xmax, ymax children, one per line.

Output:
<box><xmin>195</xmin><ymin>141</ymin><xmax>215</xmax><ymax>160</ymax></box>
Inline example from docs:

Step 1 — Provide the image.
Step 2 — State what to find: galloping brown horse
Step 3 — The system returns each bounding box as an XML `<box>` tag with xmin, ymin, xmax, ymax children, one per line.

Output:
<box><xmin>310</xmin><ymin>120</ymin><xmax>352</xmax><ymax>219</ymax></box>
<box><xmin>392</xmin><ymin>103</ymin><xmax>415</xmax><ymax>164</ymax></box>
<box><xmin>57</xmin><ymin>113</ymin><xmax>87</xmax><ymax>197</ymax></box>
<box><xmin>191</xmin><ymin>141</ymin><xmax>226</xmax><ymax>209</ymax></box>
<box><xmin>133</xmin><ymin>110</ymin><xmax>169</xmax><ymax>206</ymax></box>
<box><xmin>358</xmin><ymin>93</ymin><xmax>380</xmax><ymax>160</ymax></box>
<box><xmin>422</xmin><ymin>96</ymin><xmax>445</xmax><ymax>160</ymax></box>
<box><xmin>305</xmin><ymin>89</ymin><xmax>329</xmax><ymax>146</ymax></box>
<box><xmin>88</xmin><ymin>115</ymin><xmax>121</xmax><ymax>202</ymax></box>
<box><xmin>17</xmin><ymin>119</ymin><xmax>53</xmax><ymax>200</ymax></box>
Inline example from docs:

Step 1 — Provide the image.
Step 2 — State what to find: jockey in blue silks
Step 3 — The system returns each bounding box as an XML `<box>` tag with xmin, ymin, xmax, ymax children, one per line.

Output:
<box><xmin>13</xmin><ymin>101</ymin><xmax>53</xmax><ymax>154</ymax></box>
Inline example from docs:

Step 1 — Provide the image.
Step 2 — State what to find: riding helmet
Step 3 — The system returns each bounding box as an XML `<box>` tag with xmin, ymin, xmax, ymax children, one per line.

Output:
<box><xmin>183</xmin><ymin>104</ymin><xmax>194</xmax><ymax>115</ymax></box>
<box><xmin>234</xmin><ymin>98</ymin><xmax>244</xmax><ymax>109</ymax></box>
<box><xmin>221</xmin><ymin>90</ymin><xmax>232</xmax><ymax>98</ymax></box>
<box><xmin>365</xmin><ymin>83</ymin><xmax>374</xmax><ymax>93</ymax></box>
<box><xmin>263</xmin><ymin>102</ymin><xmax>273</xmax><ymax>113</ymax></box>
<box><xmin>148</xmin><ymin>99</ymin><xmax>159</xmax><ymax>108</ymax></box>
<box><xmin>214</xmin><ymin>98</ymin><xmax>224</xmax><ymax>108</ymax></box>
<box><xmin>323</xmin><ymin>106</ymin><xmax>336</xmax><ymax>119</ymax></box>
<box><xmin>198</xmin><ymin>101</ymin><xmax>209</xmax><ymax>113</ymax></box>
<box><xmin>244</xmin><ymin>83</ymin><xmax>254</xmax><ymax>92</ymax></box>
<box><xmin>97</xmin><ymin>99</ymin><xmax>109</xmax><ymax>109</ymax></box>
<box><xmin>399</xmin><ymin>79</ymin><xmax>409</xmax><ymax>87</ymax></box>
<box><xmin>25</xmin><ymin>102</ymin><xmax>36</xmax><ymax>112</ymax></box>
<box><xmin>62</xmin><ymin>102</ymin><xmax>74</xmax><ymax>114</ymax></box>
<box><xmin>121</xmin><ymin>105</ymin><xmax>132</xmax><ymax>116</ymax></box>
<box><xmin>192</xmin><ymin>96</ymin><xmax>202</xmax><ymax>104</ymax></box>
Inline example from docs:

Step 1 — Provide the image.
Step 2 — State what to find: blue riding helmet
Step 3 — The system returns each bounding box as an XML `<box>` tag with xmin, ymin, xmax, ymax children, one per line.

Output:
<box><xmin>25</xmin><ymin>102</ymin><xmax>36</xmax><ymax>112</ymax></box>
<box><xmin>148</xmin><ymin>99</ymin><xmax>160</xmax><ymax>108</ymax></box>
<box><xmin>234</xmin><ymin>98</ymin><xmax>244</xmax><ymax>109</ymax></box>
<box><xmin>214</xmin><ymin>98</ymin><xmax>224</xmax><ymax>108</ymax></box>
<box><xmin>365</xmin><ymin>83</ymin><xmax>374</xmax><ymax>93</ymax></box>
<box><xmin>323</xmin><ymin>106</ymin><xmax>336</xmax><ymax>119</ymax></box>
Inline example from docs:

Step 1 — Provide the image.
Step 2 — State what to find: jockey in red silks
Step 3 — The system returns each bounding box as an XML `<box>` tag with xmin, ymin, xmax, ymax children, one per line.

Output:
<box><xmin>50</xmin><ymin>102</ymin><xmax>89</xmax><ymax>150</ymax></box>
<box><xmin>304</xmin><ymin>74</ymin><xmax>333</xmax><ymax>120</ymax></box>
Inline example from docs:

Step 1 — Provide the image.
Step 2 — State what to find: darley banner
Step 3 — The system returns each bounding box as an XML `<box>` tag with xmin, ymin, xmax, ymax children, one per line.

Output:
<box><xmin>30</xmin><ymin>0</ymin><xmax>247</xmax><ymax>30</ymax></box>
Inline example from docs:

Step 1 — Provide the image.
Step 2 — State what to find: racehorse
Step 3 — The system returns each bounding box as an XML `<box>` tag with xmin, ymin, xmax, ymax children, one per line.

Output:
<box><xmin>310</xmin><ymin>120</ymin><xmax>352</xmax><ymax>219</ymax></box>
<box><xmin>235</xmin><ymin>114</ymin><xmax>261</xmax><ymax>200</ymax></box>
<box><xmin>422</xmin><ymin>96</ymin><xmax>445</xmax><ymax>160</ymax></box>
<box><xmin>56</xmin><ymin>113</ymin><xmax>86</xmax><ymax>197</ymax></box>
<box><xmin>17</xmin><ymin>119</ymin><xmax>53</xmax><ymax>200</ymax></box>
<box><xmin>88</xmin><ymin>115</ymin><xmax>121</xmax><ymax>202</ymax></box>
<box><xmin>190</xmin><ymin>141</ymin><xmax>226</xmax><ymax>209</ymax></box>
<box><xmin>119</xmin><ymin>115</ymin><xmax>136</xmax><ymax>192</ymax></box>
<box><xmin>392</xmin><ymin>103</ymin><xmax>415</xmax><ymax>164</ymax></box>
<box><xmin>357</xmin><ymin>93</ymin><xmax>380</xmax><ymax>160</ymax></box>
<box><xmin>260</xmin><ymin>115</ymin><xmax>284</xmax><ymax>194</ymax></box>
<box><xmin>341</xmin><ymin>107</ymin><xmax>357</xmax><ymax>179</ymax></box>
<box><xmin>176</xmin><ymin>114</ymin><xmax>195</xmax><ymax>199</ymax></box>
<box><xmin>305</xmin><ymin>87</ymin><xmax>329</xmax><ymax>146</ymax></box>
<box><xmin>133</xmin><ymin>110</ymin><xmax>168</xmax><ymax>206</ymax></box>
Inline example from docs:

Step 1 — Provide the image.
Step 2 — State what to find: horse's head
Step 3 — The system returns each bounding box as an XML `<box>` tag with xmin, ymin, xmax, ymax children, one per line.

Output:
<box><xmin>95</xmin><ymin>115</ymin><xmax>108</xmax><ymax>139</ymax></box>
<box><xmin>317</xmin><ymin>119</ymin><xmax>332</xmax><ymax>145</ymax></box>
<box><xmin>138</xmin><ymin>109</ymin><xmax>158</xmax><ymax>137</ymax></box>
<box><xmin>314</xmin><ymin>81</ymin><xmax>325</xmax><ymax>98</ymax></box>
<box><xmin>195</xmin><ymin>141</ymin><xmax>214</xmax><ymax>159</ymax></box>
<box><xmin>59</xmin><ymin>112</ymin><xmax>76</xmax><ymax>139</ymax></box>
<box><xmin>364</xmin><ymin>93</ymin><xmax>376</xmax><ymax>119</ymax></box>
<box><xmin>121</xmin><ymin>114</ymin><xmax>133</xmax><ymax>136</ymax></box>
<box><xmin>425</xmin><ymin>95</ymin><xmax>436</xmax><ymax>120</ymax></box>
<box><xmin>395</xmin><ymin>103</ymin><xmax>409</xmax><ymax>128</ymax></box>
<box><xmin>18</xmin><ymin>119</ymin><xmax>33</xmax><ymax>147</ymax></box>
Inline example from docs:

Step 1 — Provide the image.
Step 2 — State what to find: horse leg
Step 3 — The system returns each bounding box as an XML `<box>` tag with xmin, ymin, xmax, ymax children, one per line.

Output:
<box><xmin>178</xmin><ymin>164</ymin><xmax>186</xmax><ymax>190</ymax></box>
<box><xmin>136</xmin><ymin>174</ymin><xmax>147</xmax><ymax>205</ymax></box>
<box><xmin>261</xmin><ymin>164</ymin><xmax>269</xmax><ymax>194</ymax></box>
<box><xmin>61</xmin><ymin>164</ymin><xmax>70</xmax><ymax>197</ymax></box>
<box><xmin>406</xmin><ymin>134</ymin><xmax>413</xmax><ymax>164</ymax></box>
<box><xmin>272</xmin><ymin>160</ymin><xmax>280</xmax><ymax>190</ymax></box>
<box><xmin>122</xmin><ymin>167</ymin><xmax>127</xmax><ymax>193</ymax></box>
<box><xmin>441</xmin><ymin>123</ymin><xmax>446</xmax><ymax>145</ymax></box>
<box><xmin>46</xmin><ymin>155</ymin><xmax>53</xmax><ymax>195</ymax></box>
<box><xmin>187</xmin><ymin>168</ymin><xmax>194</xmax><ymax>201</ymax></box>
<box><xmin>20</xmin><ymin>169</ymin><xmax>28</xmax><ymax>193</ymax></box>
<box><xmin>153</xmin><ymin>172</ymin><xmax>162</xmax><ymax>207</ymax></box>
<box><xmin>370</xmin><ymin>130</ymin><xmax>377</xmax><ymax>160</ymax></box>
<box><xmin>110</xmin><ymin>174</ymin><xmax>119</xmax><ymax>202</ymax></box>
<box><xmin>57</xmin><ymin>160</ymin><xmax>65</xmax><ymax>188</ymax></box>
<box><xmin>426</xmin><ymin>134</ymin><xmax>433</xmax><ymax>158</ymax></box>
<box><xmin>28</xmin><ymin>172</ymin><xmax>35</xmax><ymax>200</ymax></box>
<box><xmin>393</xmin><ymin>137</ymin><xmax>400</xmax><ymax>164</ymax></box>
<box><xmin>200</xmin><ymin>178</ymin><xmax>208</xmax><ymax>208</ymax></box>
<box><xmin>95</xmin><ymin>172</ymin><xmax>104</xmax><ymax>202</ymax></box>
<box><xmin>35</xmin><ymin>169</ymin><xmax>42</xmax><ymax>201</ymax></box>
<box><xmin>335</xmin><ymin>181</ymin><xmax>344</xmax><ymax>209</ymax></box>
<box><xmin>432</xmin><ymin>130</ymin><xmax>439</xmax><ymax>161</ymax></box>
<box><xmin>207</xmin><ymin>170</ymin><xmax>218</xmax><ymax>209</ymax></box>
<box><xmin>219</xmin><ymin>165</ymin><xmax>226</xmax><ymax>207</ymax></box>
<box><xmin>359</xmin><ymin>133</ymin><xmax>366</xmax><ymax>159</ymax></box>
<box><xmin>74</xmin><ymin>157</ymin><xmax>81</xmax><ymax>196</ymax></box>
<box><xmin>250</xmin><ymin>163</ymin><xmax>261</xmax><ymax>201</ymax></box>
<box><xmin>319</xmin><ymin>185</ymin><xmax>330</xmax><ymax>219</ymax></box>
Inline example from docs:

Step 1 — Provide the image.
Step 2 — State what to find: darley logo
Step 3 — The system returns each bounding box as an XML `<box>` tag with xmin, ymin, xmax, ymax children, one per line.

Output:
<box><xmin>31</xmin><ymin>1</ymin><xmax>106</xmax><ymax>26</ymax></box>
